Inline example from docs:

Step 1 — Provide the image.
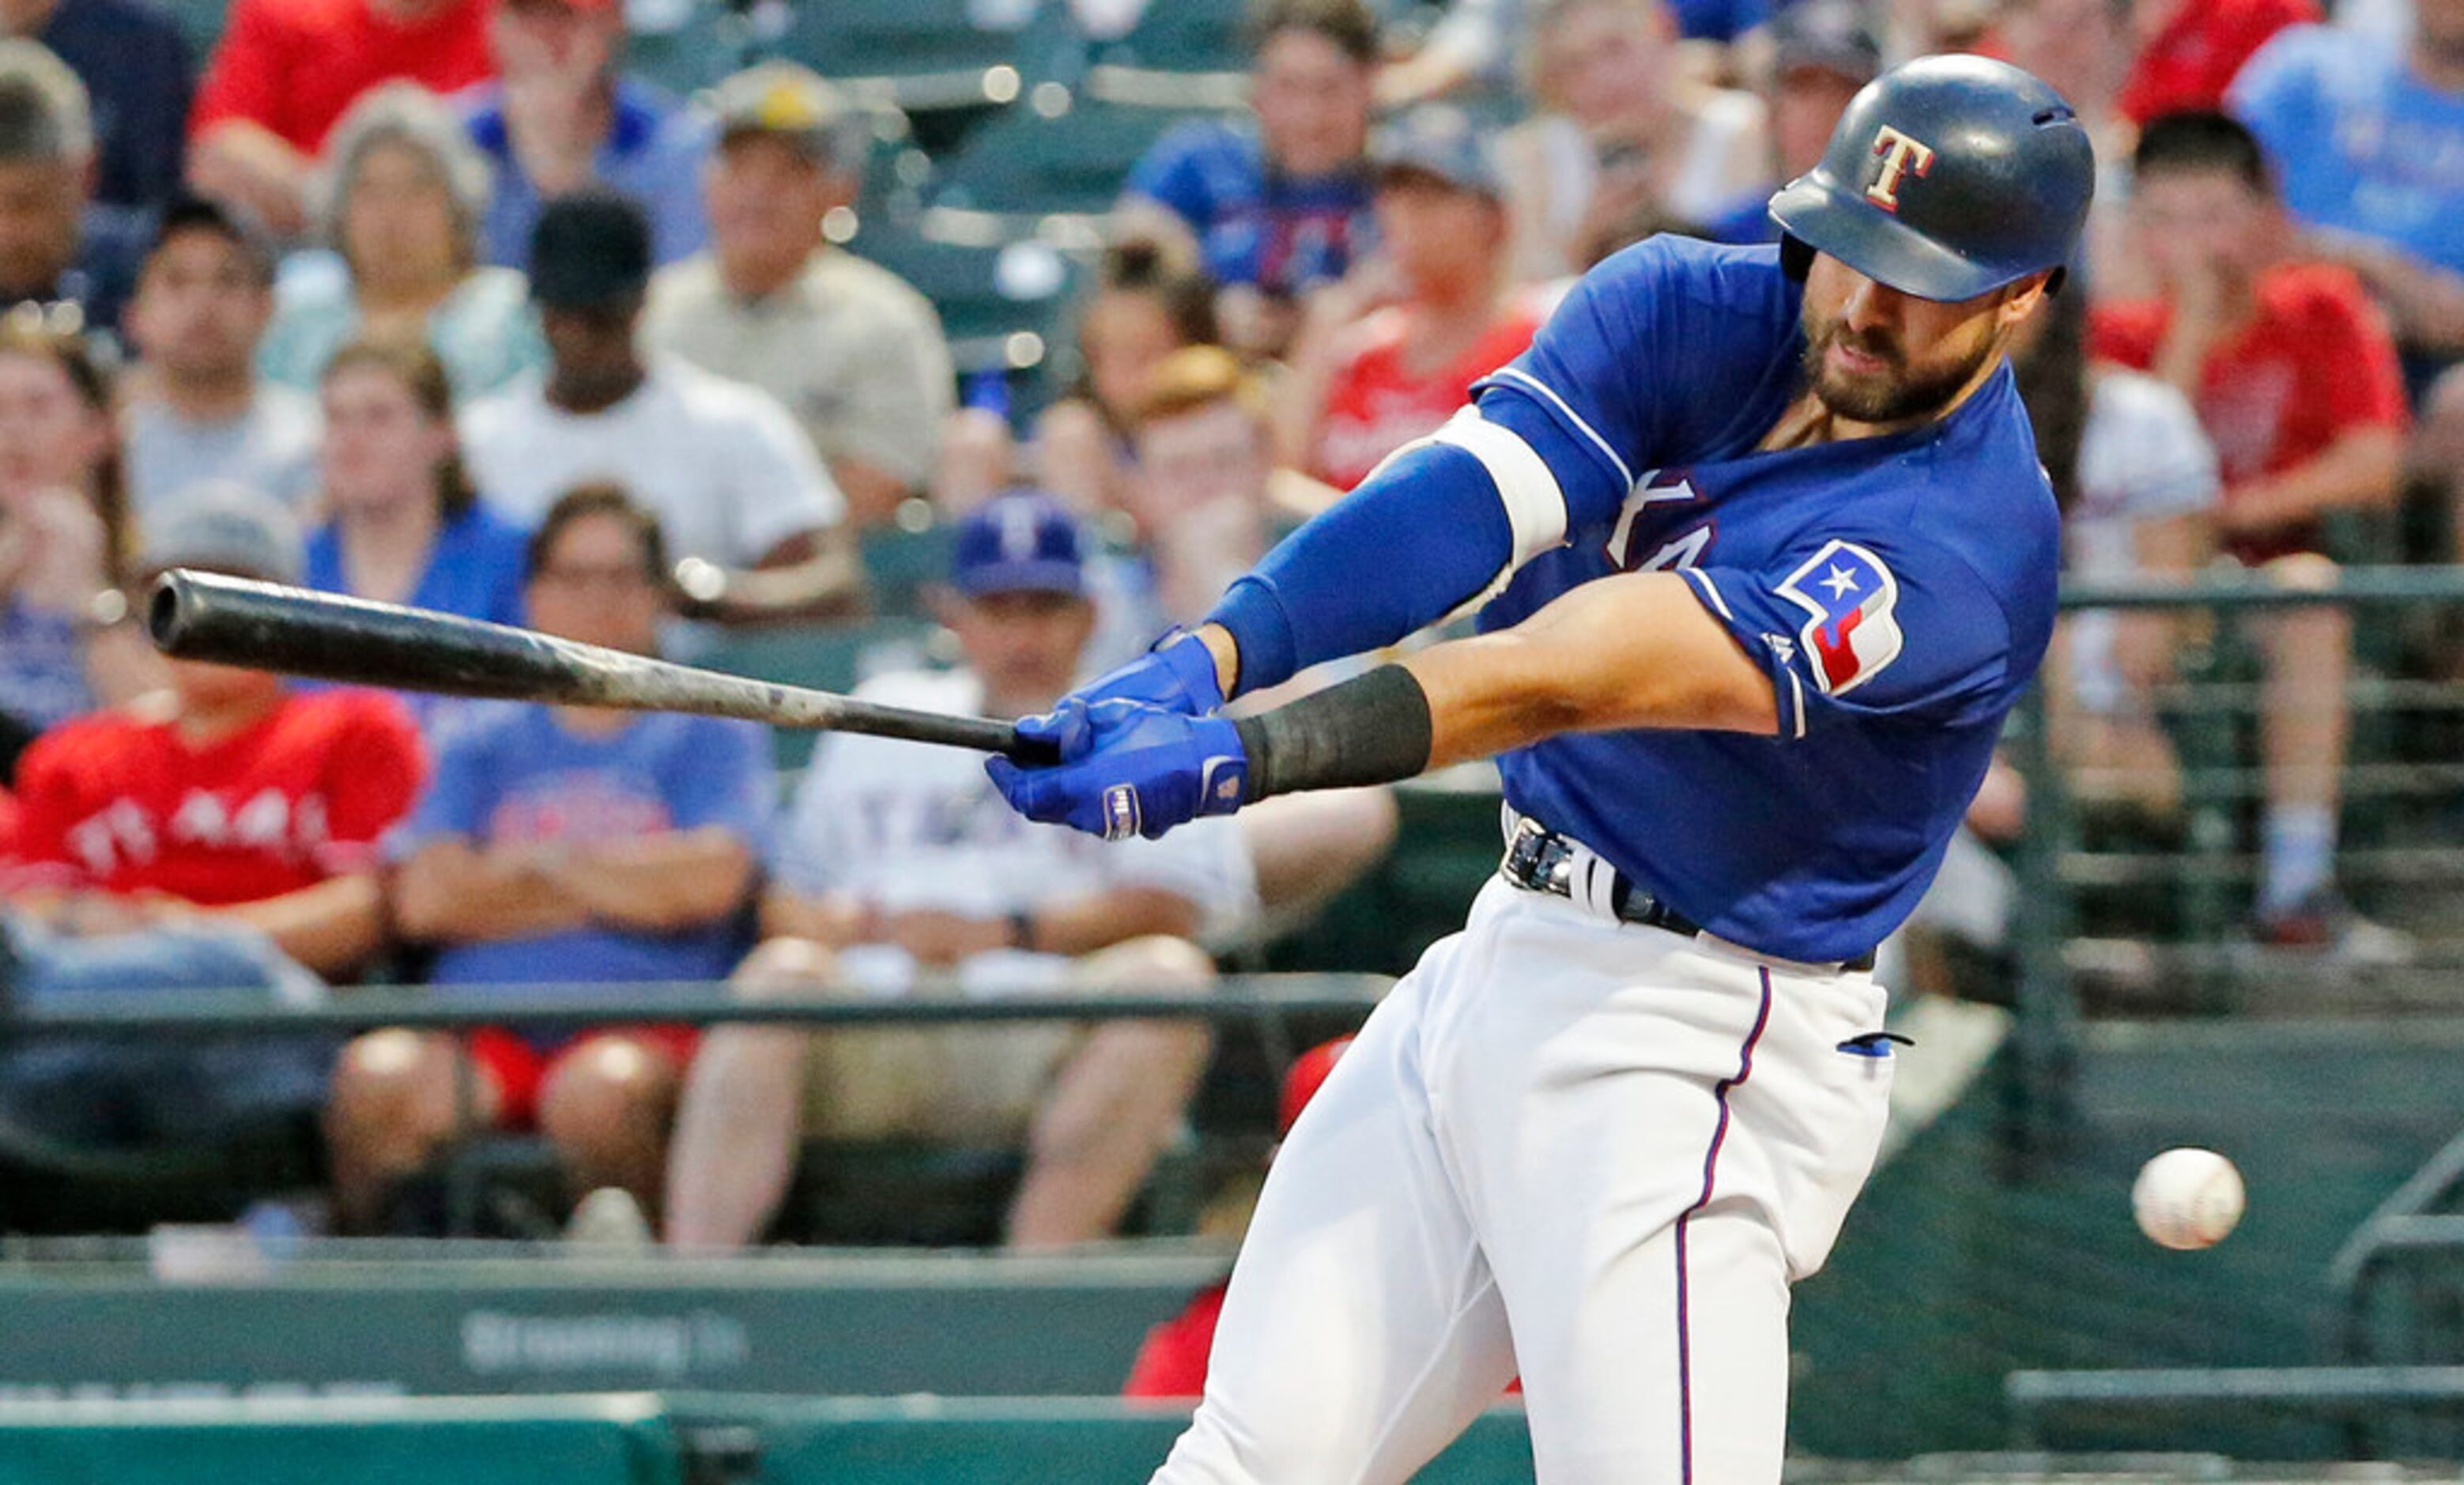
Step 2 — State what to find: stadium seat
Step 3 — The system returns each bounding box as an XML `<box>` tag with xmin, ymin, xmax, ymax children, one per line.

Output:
<box><xmin>860</xmin><ymin>521</ymin><xmax>962</xmax><ymax>619</ymax></box>
<box><xmin>779</xmin><ymin>1133</ymin><xmax>1204</xmax><ymax>1245</ymax></box>
<box><xmin>929</xmin><ymin>94</ymin><xmax>1202</xmax><ymax>217</ymax></box>
<box><xmin>0</xmin><ymin>1110</ymin><xmax>321</xmax><ymax>1237</ymax></box>
<box><xmin>625</xmin><ymin>8</ymin><xmax>751</xmax><ymax>98</ymax></box>
<box><xmin>843</xmin><ymin>226</ymin><xmax>1083</xmax><ymax>389</ymax></box>
<box><xmin>776</xmin><ymin>0</ymin><xmax>1083</xmax><ymax>107</ymax></box>
<box><xmin>1089</xmin><ymin>0</ymin><xmax>1251</xmax><ymax>72</ymax></box>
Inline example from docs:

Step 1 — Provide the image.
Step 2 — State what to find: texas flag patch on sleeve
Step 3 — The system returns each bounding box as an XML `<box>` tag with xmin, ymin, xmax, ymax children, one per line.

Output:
<box><xmin>1775</xmin><ymin>539</ymin><xmax>1904</xmax><ymax>696</ymax></box>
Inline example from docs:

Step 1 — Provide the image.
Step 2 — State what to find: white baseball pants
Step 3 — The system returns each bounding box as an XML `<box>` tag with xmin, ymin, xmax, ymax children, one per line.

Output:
<box><xmin>1153</xmin><ymin>877</ymin><xmax>1897</xmax><ymax>1484</ymax></box>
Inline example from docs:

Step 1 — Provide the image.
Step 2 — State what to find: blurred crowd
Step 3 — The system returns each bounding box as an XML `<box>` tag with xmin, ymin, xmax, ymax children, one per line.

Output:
<box><xmin>0</xmin><ymin>0</ymin><xmax>2459</xmax><ymax>1244</ymax></box>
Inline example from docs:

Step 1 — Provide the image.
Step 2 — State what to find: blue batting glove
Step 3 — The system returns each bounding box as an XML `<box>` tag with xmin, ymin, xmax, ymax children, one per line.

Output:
<box><xmin>1010</xmin><ymin>697</ymin><xmax>1095</xmax><ymax>764</ymax></box>
<box><xmin>1070</xmin><ymin>628</ymin><xmax>1227</xmax><ymax>716</ymax></box>
<box><xmin>987</xmin><ymin>699</ymin><xmax>1249</xmax><ymax>841</ymax></box>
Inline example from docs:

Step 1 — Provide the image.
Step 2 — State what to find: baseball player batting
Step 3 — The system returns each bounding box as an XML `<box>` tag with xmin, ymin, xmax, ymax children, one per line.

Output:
<box><xmin>990</xmin><ymin>55</ymin><xmax>2092</xmax><ymax>1485</ymax></box>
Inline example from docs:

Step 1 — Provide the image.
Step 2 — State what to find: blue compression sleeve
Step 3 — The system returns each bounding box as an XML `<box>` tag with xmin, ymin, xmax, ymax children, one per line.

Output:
<box><xmin>1205</xmin><ymin>391</ymin><xmax>1626</xmax><ymax>694</ymax></box>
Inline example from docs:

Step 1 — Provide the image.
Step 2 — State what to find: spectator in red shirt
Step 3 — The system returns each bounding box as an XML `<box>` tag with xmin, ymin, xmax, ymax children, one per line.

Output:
<box><xmin>2089</xmin><ymin>112</ymin><xmax>2409</xmax><ymax>954</ymax></box>
<box><xmin>0</xmin><ymin>482</ymin><xmax>423</xmax><ymax>1151</ymax></box>
<box><xmin>1276</xmin><ymin>106</ymin><xmax>1549</xmax><ymax>493</ymax></box>
<box><xmin>187</xmin><ymin>0</ymin><xmax>492</xmax><ymax>238</ymax></box>
<box><xmin>7</xmin><ymin>482</ymin><xmax>425</xmax><ymax>970</ymax></box>
<box><xmin>2116</xmin><ymin>0</ymin><xmax>2317</xmax><ymax>126</ymax></box>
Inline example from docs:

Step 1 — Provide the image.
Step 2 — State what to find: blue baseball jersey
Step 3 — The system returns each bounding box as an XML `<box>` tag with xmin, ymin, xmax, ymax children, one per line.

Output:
<box><xmin>1471</xmin><ymin>236</ymin><xmax>2059</xmax><ymax>964</ymax></box>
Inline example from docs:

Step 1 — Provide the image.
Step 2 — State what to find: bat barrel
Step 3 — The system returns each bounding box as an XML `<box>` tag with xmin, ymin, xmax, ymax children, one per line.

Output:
<box><xmin>145</xmin><ymin>569</ymin><xmax>1055</xmax><ymax>762</ymax></box>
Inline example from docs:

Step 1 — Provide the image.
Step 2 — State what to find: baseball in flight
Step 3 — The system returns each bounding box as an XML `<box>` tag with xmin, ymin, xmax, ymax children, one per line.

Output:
<box><xmin>2132</xmin><ymin>1148</ymin><xmax>2246</xmax><ymax>1251</ymax></box>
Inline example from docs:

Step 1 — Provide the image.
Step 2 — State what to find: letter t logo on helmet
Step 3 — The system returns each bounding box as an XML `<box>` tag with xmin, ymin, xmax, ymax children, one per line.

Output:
<box><xmin>1863</xmin><ymin>126</ymin><xmax>1936</xmax><ymax>213</ymax></box>
<box><xmin>1765</xmin><ymin>55</ymin><xmax>2096</xmax><ymax>303</ymax></box>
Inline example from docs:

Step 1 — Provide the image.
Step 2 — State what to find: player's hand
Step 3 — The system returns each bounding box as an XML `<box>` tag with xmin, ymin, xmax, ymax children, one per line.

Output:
<box><xmin>1069</xmin><ymin>628</ymin><xmax>1227</xmax><ymax>717</ymax></box>
<box><xmin>987</xmin><ymin>700</ymin><xmax>1248</xmax><ymax>841</ymax></box>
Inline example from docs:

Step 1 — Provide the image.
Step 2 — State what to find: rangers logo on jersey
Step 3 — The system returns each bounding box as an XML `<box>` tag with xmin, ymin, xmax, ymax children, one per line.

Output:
<box><xmin>1775</xmin><ymin>540</ymin><xmax>1904</xmax><ymax>696</ymax></box>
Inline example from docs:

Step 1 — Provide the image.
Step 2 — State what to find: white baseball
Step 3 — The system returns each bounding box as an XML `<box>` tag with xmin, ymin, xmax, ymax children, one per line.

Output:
<box><xmin>2132</xmin><ymin>1147</ymin><xmax>2245</xmax><ymax>1251</ymax></box>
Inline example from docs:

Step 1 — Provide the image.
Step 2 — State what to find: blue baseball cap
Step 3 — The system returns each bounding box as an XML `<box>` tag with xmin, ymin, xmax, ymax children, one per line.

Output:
<box><xmin>951</xmin><ymin>490</ymin><xmax>1088</xmax><ymax>598</ymax></box>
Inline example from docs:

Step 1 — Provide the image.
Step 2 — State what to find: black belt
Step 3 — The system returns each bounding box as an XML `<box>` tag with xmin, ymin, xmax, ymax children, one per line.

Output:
<box><xmin>1498</xmin><ymin>816</ymin><xmax>1876</xmax><ymax>973</ymax></box>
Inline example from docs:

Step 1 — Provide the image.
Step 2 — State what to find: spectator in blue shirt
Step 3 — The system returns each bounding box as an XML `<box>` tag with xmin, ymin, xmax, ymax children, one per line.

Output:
<box><xmin>1122</xmin><ymin>0</ymin><xmax>1378</xmax><ymax>355</ymax></box>
<box><xmin>462</xmin><ymin>0</ymin><xmax>711</xmax><ymax>269</ymax></box>
<box><xmin>2229</xmin><ymin>6</ymin><xmax>2464</xmax><ymax>354</ymax></box>
<box><xmin>301</xmin><ymin>338</ymin><xmax>530</xmax><ymax>734</ymax></box>
<box><xmin>7</xmin><ymin>0</ymin><xmax>191</xmax><ymax>210</ymax></box>
<box><xmin>2230</xmin><ymin>2</ymin><xmax>2464</xmax><ymax>578</ymax></box>
<box><xmin>323</xmin><ymin>484</ymin><xmax>768</xmax><ymax>1232</ymax></box>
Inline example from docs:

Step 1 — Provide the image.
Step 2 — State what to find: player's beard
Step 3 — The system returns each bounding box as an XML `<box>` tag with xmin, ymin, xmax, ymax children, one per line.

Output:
<box><xmin>1800</xmin><ymin>314</ymin><xmax>1999</xmax><ymax>425</ymax></box>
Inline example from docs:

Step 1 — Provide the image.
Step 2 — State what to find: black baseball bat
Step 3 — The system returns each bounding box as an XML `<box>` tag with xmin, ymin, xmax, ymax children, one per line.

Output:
<box><xmin>145</xmin><ymin>569</ymin><xmax>1061</xmax><ymax>764</ymax></box>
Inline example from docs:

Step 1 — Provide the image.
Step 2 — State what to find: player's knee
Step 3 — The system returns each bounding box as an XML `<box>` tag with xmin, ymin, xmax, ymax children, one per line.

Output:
<box><xmin>730</xmin><ymin>936</ymin><xmax>839</xmax><ymax>1001</ymax></box>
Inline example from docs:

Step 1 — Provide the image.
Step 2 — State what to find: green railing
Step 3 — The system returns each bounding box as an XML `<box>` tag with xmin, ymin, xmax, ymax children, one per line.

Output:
<box><xmin>2004</xmin><ymin>565</ymin><xmax>2464</xmax><ymax>1151</ymax></box>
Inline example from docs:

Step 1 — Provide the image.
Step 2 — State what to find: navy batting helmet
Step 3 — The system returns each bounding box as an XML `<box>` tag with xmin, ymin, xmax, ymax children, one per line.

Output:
<box><xmin>1767</xmin><ymin>54</ymin><xmax>2094</xmax><ymax>303</ymax></box>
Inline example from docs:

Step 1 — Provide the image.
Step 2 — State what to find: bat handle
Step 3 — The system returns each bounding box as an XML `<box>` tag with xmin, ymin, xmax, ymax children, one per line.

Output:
<box><xmin>1001</xmin><ymin>727</ymin><xmax>1064</xmax><ymax>767</ymax></box>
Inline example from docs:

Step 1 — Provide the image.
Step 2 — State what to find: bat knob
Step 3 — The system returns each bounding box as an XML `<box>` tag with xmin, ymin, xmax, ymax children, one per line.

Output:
<box><xmin>145</xmin><ymin>569</ymin><xmax>198</xmax><ymax>653</ymax></box>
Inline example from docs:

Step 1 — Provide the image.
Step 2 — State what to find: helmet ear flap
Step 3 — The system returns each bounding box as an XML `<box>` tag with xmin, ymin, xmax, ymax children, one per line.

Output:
<box><xmin>1779</xmin><ymin>234</ymin><xmax>1815</xmax><ymax>282</ymax></box>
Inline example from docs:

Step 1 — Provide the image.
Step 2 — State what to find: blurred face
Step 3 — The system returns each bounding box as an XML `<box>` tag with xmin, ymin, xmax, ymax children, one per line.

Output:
<box><xmin>524</xmin><ymin>510</ymin><xmax>665</xmax><ymax>654</ymax></box>
<box><xmin>1251</xmin><ymin>28</ymin><xmax>1373</xmax><ymax>178</ymax></box>
<box><xmin>0</xmin><ymin>350</ymin><xmax>108</xmax><ymax>501</ymax></box>
<box><xmin>1998</xmin><ymin>0</ymin><xmax>2123</xmax><ymax>104</ymax></box>
<box><xmin>491</xmin><ymin>0</ymin><xmax>621</xmax><ymax>81</ymax></box>
<box><xmin>1081</xmin><ymin>289</ymin><xmax>1187</xmax><ymax>421</ymax></box>
<box><xmin>2417</xmin><ymin>0</ymin><xmax>2464</xmax><ymax>65</ymax></box>
<box><xmin>342</xmin><ymin>141</ymin><xmax>464</xmax><ymax>289</ymax></box>
<box><xmin>167</xmin><ymin>652</ymin><xmax>285</xmax><ymax>713</ymax></box>
<box><xmin>1798</xmin><ymin>252</ymin><xmax>2039</xmax><ymax>425</ymax></box>
<box><xmin>0</xmin><ymin>158</ymin><xmax>81</xmax><ymax>295</ymax></box>
<box><xmin>1770</xmin><ymin>66</ymin><xmax>1863</xmax><ymax>180</ymax></box>
<box><xmin>1541</xmin><ymin>1</ymin><xmax>1671</xmax><ymax>128</ymax></box>
<box><xmin>540</xmin><ymin>297</ymin><xmax>643</xmax><ymax>403</ymax></box>
<box><xmin>319</xmin><ymin>363</ymin><xmax>454</xmax><ymax>514</ymax></box>
<box><xmin>706</xmin><ymin>134</ymin><xmax>842</xmax><ymax>289</ymax></box>
<box><xmin>2130</xmin><ymin>167</ymin><xmax>2276</xmax><ymax>286</ymax></box>
<box><xmin>1134</xmin><ymin>399</ymin><xmax>1269</xmax><ymax>527</ymax></box>
<box><xmin>946</xmin><ymin>588</ymin><xmax>1095</xmax><ymax>715</ymax></box>
<box><xmin>129</xmin><ymin>228</ymin><xmax>271</xmax><ymax>382</ymax></box>
<box><xmin>1375</xmin><ymin>172</ymin><xmax>1505</xmax><ymax>297</ymax></box>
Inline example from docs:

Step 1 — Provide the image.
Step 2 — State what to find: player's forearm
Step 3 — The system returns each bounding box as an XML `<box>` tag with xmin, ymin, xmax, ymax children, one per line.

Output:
<box><xmin>1203</xmin><ymin>440</ymin><xmax>1522</xmax><ymax>695</ymax></box>
<box><xmin>552</xmin><ymin>829</ymin><xmax>757</xmax><ymax>931</ymax></box>
<box><xmin>2224</xmin><ymin>428</ymin><xmax>2404</xmax><ymax>533</ymax></box>
<box><xmin>1226</xmin><ymin>575</ymin><xmax>1775</xmax><ymax>805</ymax></box>
<box><xmin>1200</xmin><ymin>392</ymin><xmax>1619</xmax><ymax>698</ymax></box>
<box><xmin>1406</xmin><ymin>571</ymin><xmax>1779</xmax><ymax>767</ymax></box>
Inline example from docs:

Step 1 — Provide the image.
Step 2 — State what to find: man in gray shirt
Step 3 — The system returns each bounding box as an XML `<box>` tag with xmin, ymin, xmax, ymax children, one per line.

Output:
<box><xmin>122</xmin><ymin>195</ymin><xmax>320</xmax><ymax>515</ymax></box>
<box><xmin>643</xmin><ymin>62</ymin><xmax>952</xmax><ymax>530</ymax></box>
